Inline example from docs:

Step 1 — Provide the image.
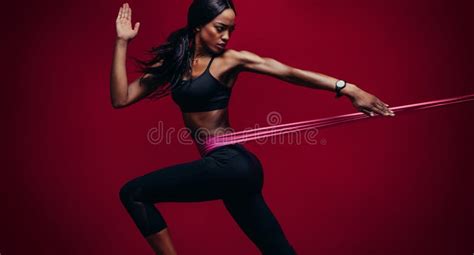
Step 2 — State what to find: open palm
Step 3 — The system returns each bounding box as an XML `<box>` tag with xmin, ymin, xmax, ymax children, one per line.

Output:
<box><xmin>116</xmin><ymin>3</ymin><xmax>140</xmax><ymax>41</ymax></box>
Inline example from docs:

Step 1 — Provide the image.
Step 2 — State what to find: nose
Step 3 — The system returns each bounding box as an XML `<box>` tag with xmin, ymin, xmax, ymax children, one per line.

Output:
<box><xmin>222</xmin><ymin>30</ymin><xmax>230</xmax><ymax>41</ymax></box>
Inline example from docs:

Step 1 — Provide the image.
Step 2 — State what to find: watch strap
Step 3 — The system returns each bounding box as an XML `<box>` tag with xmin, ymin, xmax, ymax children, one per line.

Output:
<box><xmin>335</xmin><ymin>80</ymin><xmax>346</xmax><ymax>98</ymax></box>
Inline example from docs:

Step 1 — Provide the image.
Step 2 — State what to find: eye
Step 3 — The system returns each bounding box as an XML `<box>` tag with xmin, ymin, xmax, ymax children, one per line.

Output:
<box><xmin>216</xmin><ymin>26</ymin><xmax>224</xmax><ymax>32</ymax></box>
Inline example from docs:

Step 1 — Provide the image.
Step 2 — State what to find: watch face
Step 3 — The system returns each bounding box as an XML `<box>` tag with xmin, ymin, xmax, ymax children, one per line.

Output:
<box><xmin>336</xmin><ymin>80</ymin><xmax>345</xmax><ymax>88</ymax></box>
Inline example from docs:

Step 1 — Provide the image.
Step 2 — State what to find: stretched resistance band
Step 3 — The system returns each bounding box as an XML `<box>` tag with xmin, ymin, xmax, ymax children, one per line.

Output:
<box><xmin>197</xmin><ymin>93</ymin><xmax>474</xmax><ymax>157</ymax></box>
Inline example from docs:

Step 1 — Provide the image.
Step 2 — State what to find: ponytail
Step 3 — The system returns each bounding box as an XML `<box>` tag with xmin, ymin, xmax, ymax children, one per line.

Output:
<box><xmin>132</xmin><ymin>26</ymin><xmax>195</xmax><ymax>101</ymax></box>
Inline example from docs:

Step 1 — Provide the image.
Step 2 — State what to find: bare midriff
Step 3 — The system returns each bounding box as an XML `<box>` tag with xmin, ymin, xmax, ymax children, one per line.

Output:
<box><xmin>181</xmin><ymin>108</ymin><xmax>235</xmax><ymax>142</ymax></box>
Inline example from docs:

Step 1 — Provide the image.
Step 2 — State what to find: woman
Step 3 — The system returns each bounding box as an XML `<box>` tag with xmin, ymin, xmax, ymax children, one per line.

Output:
<box><xmin>111</xmin><ymin>1</ymin><xmax>394</xmax><ymax>255</ymax></box>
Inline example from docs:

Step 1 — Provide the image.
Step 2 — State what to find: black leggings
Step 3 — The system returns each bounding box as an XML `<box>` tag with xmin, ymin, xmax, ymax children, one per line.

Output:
<box><xmin>119</xmin><ymin>143</ymin><xmax>297</xmax><ymax>255</ymax></box>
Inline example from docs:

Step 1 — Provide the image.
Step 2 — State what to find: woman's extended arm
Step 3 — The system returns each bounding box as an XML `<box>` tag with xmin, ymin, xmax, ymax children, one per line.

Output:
<box><xmin>110</xmin><ymin>3</ymin><xmax>154</xmax><ymax>109</ymax></box>
<box><xmin>229</xmin><ymin>49</ymin><xmax>394</xmax><ymax>117</ymax></box>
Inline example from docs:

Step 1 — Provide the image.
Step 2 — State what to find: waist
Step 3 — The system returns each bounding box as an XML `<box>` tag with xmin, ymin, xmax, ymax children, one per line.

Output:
<box><xmin>194</xmin><ymin>131</ymin><xmax>243</xmax><ymax>157</ymax></box>
<box><xmin>187</xmin><ymin>123</ymin><xmax>234</xmax><ymax>140</ymax></box>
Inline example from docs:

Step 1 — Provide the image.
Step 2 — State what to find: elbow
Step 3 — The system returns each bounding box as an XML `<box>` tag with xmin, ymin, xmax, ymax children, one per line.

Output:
<box><xmin>286</xmin><ymin>67</ymin><xmax>296</xmax><ymax>79</ymax></box>
<box><xmin>111</xmin><ymin>99</ymin><xmax>127</xmax><ymax>109</ymax></box>
<box><xmin>285</xmin><ymin>67</ymin><xmax>299</xmax><ymax>83</ymax></box>
<box><xmin>112</xmin><ymin>103</ymin><xmax>123</xmax><ymax>109</ymax></box>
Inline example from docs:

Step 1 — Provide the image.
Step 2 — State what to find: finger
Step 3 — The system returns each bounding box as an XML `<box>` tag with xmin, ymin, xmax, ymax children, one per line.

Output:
<box><xmin>372</xmin><ymin>104</ymin><xmax>386</xmax><ymax>116</ymax></box>
<box><xmin>374</xmin><ymin>102</ymin><xmax>389</xmax><ymax>116</ymax></box>
<box><xmin>385</xmin><ymin>104</ymin><xmax>395</xmax><ymax>116</ymax></box>
<box><xmin>126</xmin><ymin>4</ymin><xmax>130</xmax><ymax>20</ymax></box>
<box><xmin>133</xmin><ymin>22</ymin><xmax>140</xmax><ymax>32</ymax></box>
<box><xmin>122</xmin><ymin>4</ymin><xmax>127</xmax><ymax>19</ymax></box>
<box><xmin>360</xmin><ymin>108</ymin><xmax>373</xmax><ymax>117</ymax></box>
<box><xmin>365</xmin><ymin>103</ymin><xmax>382</xmax><ymax>116</ymax></box>
<box><xmin>378</xmin><ymin>102</ymin><xmax>392</xmax><ymax>116</ymax></box>
<box><xmin>121</xmin><ymin>3</ymin><xmax>126</xmax><ymax>19</ymax></box>
<box><xmin>378</xmin><ymin>101</ymin><xmax>395</xmax><ymax>116</ymax></box>
<box><xmin>117</xmin><ymin>7</ymin><xmax>122</xmax><ymax>20</ymax></box>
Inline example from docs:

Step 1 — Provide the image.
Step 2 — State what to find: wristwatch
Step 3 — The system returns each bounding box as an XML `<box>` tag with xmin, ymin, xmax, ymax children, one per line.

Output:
<box><xmin>335</xmin><ymin>80</ymin><xmax>346</xmax><ymax>98</ymax></box>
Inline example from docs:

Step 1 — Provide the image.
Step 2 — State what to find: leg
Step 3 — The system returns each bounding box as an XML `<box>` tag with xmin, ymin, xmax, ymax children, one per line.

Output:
<box><xmin>119</xmin><ymin>156</ymin><xmax>245</xmax><ymax>254</ymax></box>
<box><xmin>223</xmin><ymin>192</ymin><xmax>297</xmax><ymax>255</ymax></box>
<box><xmin>145</xmin><ymin>228</ymin><xmax>177</xmax><ymax>255</ymax></box>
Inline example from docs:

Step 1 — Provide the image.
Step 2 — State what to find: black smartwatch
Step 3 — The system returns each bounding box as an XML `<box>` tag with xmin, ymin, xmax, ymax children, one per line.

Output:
<box><xmin>335</xmin><ymin>80</ymin><xmax>346</xmax><ymax>98</ymax></box>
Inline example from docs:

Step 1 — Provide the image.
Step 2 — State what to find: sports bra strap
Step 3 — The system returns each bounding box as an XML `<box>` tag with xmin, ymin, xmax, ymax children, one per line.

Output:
<box><xmin>205</xmin><ymin>57</ymin><xmax>215</xmax><ymax>71</ymax></box>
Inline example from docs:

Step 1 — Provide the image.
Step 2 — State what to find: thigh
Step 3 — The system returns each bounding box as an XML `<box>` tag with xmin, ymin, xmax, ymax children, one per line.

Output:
<box><xmin>126</xmin><ymin>143</ymin><xmax>263</xmax><ymax>204</ymax></box>
<box><xmin>128</xmin><ymin>156</ymin><xmax>227</xmax><ymax>203</ymax></box>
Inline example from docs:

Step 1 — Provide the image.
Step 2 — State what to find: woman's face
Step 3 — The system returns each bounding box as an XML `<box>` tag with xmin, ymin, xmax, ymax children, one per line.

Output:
<box><xmin>195</xmin><ymin>8</ymin><xmax>236</xmax><ymax>54</ymax></box>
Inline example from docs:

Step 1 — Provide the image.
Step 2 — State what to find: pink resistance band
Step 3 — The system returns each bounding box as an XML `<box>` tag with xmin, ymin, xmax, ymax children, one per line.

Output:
<box><xmin>197</xmin><ymin>93</ymin><xmax>474</xmax><ymax>157</ymax></box>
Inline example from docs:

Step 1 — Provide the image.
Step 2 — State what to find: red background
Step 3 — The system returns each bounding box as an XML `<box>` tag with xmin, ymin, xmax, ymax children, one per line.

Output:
<box><xmin>2</xmin><ymin>0</ymin><xmax>473</xmax><ymax>254</ymax></box>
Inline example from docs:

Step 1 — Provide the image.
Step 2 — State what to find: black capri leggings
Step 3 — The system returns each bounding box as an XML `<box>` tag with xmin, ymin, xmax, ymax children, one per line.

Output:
<box><xmin>119</xmin><ymin>143</ymin><xmax>297</xmax><ymax>255</ymax></box>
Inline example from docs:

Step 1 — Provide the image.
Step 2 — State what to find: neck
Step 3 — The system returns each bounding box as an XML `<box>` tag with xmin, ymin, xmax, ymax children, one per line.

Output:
<box><xmin>193</xmin><ymin>35</ymin><xmax>213</xmax><ymax>60</ymax></box>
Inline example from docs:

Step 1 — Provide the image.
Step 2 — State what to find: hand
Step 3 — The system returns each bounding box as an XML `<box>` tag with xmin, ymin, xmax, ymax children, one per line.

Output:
<box><xmin>345</xmin><ymin>85</ymin><xmax>395</xmax><ymax>117</ymax></box>
<box><xmin>116</xmin><ymin>3</ymin><xmax>140</xmax><ymax>42</ymax></box>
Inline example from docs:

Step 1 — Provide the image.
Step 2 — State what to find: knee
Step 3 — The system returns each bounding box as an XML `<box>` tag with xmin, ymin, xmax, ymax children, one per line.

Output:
<box><xmin>119</xmin><ymin>179</ymin><xmax>142</xmax><ymax>205</ymax></box>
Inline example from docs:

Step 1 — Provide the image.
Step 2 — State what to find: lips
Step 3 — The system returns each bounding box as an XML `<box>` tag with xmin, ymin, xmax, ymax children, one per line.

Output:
<box><xmin>217</xmin><ymin>43</ymin><xmax>226</xmax><ymax>48</ymax></box>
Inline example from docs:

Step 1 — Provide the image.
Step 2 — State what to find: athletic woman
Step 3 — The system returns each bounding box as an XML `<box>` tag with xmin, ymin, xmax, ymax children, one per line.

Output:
<box><xmin>110</xmin><ymin>1</ymin><xmax>394</xmax><ymax>254</ymax></box>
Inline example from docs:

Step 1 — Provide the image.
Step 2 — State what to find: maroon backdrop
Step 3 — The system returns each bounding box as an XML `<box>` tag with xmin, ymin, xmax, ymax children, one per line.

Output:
<box><xmin>2</xmin><ymin>0</ymin><xmax>473</xmax><ymax>254</ymax></box>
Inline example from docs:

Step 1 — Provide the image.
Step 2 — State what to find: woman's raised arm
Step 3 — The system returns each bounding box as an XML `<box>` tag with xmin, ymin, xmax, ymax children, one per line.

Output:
<box><xmin>110</xmin><ymin>3</ymin><xmax>153</xmax><ymax>109</ymax></box>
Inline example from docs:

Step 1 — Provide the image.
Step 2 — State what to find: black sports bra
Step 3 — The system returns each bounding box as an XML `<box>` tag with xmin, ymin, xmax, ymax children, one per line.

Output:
<box><xmin>171</xmin><ymin>57</ymin><xmax>232</xmax><ymax>113</ymax></box>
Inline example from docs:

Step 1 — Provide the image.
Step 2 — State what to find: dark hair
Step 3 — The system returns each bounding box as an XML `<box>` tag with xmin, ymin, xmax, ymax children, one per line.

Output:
<box><xmin>132</xmin><ymin>0</ymin><xmax>237</xmax><ymax>101</ymax></box>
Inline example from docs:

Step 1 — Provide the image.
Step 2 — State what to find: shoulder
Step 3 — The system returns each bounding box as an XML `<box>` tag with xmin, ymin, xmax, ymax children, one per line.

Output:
<box><xmin>218</xmin><ymin>49</ymin><xmax>265</xmax><ymax>69</ymax></box>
